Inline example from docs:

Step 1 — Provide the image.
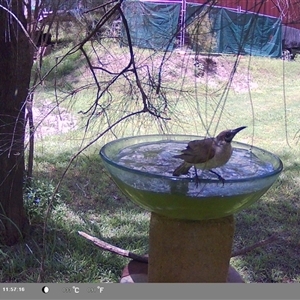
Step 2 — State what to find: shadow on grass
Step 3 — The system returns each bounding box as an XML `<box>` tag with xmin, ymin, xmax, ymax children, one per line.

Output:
<box><xmin>232</xmin><ymin>150</ymin><xmax>300</xmax><ymax>282</ymax></box>
<box><xmin>1</xmin><ymin>151</ymin><xmax>150</xmax><ymax>282</ymax></box>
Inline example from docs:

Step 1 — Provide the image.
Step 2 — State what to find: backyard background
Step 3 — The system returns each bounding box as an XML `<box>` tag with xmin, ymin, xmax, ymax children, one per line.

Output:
<box><xmin>0</xmin><ymin>0</ymin><xmax>300</xmax><ymax>283</ymax></box>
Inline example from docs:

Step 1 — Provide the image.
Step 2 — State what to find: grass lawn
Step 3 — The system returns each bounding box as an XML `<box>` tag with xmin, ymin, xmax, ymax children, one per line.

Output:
<box><xmin>1</xmin><ymin>37</ymin><xmax>300</xmax><ymax>283</ymax></box>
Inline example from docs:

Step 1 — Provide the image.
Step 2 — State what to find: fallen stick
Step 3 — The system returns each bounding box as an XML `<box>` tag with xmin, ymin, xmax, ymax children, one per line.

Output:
<box><xmin>231</xmin><ymin>233</ymin><xmax>278</xmax><ymax>257</ymax></box>
<box><xmin>78</xmin><ymin>231</ymin><xmax>279</xmax><ymax>262</ymax></box>
<box><xmin>78</xmin><ymin>231</ymin><xmax>148</xmax><ymax>263</ymax></box>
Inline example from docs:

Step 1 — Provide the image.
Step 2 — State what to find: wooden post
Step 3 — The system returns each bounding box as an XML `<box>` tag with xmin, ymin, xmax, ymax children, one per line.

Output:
<box><xmin>148</xmin><ymin>213</ymin><xmax>235</xmax><ymax>283</ymax></box>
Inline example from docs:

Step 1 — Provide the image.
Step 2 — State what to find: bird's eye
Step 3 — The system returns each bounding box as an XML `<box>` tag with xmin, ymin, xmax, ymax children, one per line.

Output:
<box><xmin>224</xmin><ymin>132</ymin><xmax>232</xmax><ymax>142</ymax></box>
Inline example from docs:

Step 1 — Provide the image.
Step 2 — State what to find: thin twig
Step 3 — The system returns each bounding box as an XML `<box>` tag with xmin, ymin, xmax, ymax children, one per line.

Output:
<box><xmin>78</xmin><ymin>231</ymin><xmax>148</xmax><ymax>263</ymax></box>
<box><xmin>78</xmin><ymin>231</ymin><xmax>280</xmax><ymax>262</ymax></box>
<box><xmin>231</xmin><ymin>234</ymin><xmax>279</xmax><ymax>257</ymax></box>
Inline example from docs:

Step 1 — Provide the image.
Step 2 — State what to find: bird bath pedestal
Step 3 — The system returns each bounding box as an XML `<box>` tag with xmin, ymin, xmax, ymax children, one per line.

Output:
<box><xmin>148</xmin><ymin>213</ymin><xmax>234</xmax><ymax>282</ymax></box>
<box><xmin>100</xmin><ymin>134</ymin><xmax>283</xmax><ymax>283</ymax></box>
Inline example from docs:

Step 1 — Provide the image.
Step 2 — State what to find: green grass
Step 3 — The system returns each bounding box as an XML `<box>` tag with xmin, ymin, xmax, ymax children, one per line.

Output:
<box><xmin>1</xmin><ymin>151</ymin><xmax>149</xmax><ymax>283</ymax></box>
<box><xmin>1</xmin><ymin>37</ymin><xmax>300</xmax><ymax>282</ymax></box>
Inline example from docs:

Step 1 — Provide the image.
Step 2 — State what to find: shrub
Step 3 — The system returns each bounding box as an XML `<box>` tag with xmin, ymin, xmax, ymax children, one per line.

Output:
<box><xmin>24</xmin><ymin>180</ymin><xmax>61</xmax><ymax>224</ymax></box>
<box><xmin>186</xmin><ymin>8</ymin><xmax>217</xmax><ymax>53</ymax></box>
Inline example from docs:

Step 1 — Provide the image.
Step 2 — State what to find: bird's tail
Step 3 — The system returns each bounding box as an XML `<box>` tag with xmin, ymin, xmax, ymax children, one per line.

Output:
<box><xmin>173</xmin><ymin>162</ymin><xmax>192</xmax><ymax>176</ymax></box>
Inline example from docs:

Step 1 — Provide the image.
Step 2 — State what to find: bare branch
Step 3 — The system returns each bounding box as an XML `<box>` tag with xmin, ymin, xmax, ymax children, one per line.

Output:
<box><xmin>78</xmin><ymin>231</ymin><xmax>280</xmax><ymax>263</ymax></box>
<box><xmin>78</xmin><ymin>231</ymin><xmax>148</xmax><ymax>263</ymax></box>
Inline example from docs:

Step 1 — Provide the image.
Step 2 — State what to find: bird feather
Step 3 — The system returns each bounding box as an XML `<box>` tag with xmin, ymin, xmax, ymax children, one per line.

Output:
<box><xmin>174</xmin><ymin>138</ymin><xmax>215</xmax><ymax>164</ymax></box>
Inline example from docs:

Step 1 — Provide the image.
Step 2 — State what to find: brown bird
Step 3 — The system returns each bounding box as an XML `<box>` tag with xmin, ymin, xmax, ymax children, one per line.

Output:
<box><xmin>173</xmin><ymin>126</ymin><xmax>247</xmax><ymax>183</ymax></box>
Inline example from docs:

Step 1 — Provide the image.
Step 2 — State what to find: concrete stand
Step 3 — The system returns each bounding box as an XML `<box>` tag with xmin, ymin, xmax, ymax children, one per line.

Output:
<box><xmin>147</xmin><ymin>213</ymin><xmax>235</xmax><ymax>283</ymax></box>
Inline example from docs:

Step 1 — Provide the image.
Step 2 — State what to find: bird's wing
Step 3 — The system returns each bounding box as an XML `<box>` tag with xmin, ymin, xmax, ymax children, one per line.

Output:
<box><xmin>175</xmin><ymin>138</ymin><xmax>216</xmax><ymax>164</ymax></box>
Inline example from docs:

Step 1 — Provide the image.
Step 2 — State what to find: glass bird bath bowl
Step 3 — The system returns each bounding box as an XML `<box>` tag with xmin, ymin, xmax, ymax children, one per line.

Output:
<box><xmin>100</xmin><ymin>134</ymin><xmax>283</xmax><ymax>221</ymax></box>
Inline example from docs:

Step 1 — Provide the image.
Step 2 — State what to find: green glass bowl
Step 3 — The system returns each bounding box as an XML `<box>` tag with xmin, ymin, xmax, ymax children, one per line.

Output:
<box><xmin>100</xmin><ymin>134</ymin><xmax>283</xmax><ymax>220</ymax></box>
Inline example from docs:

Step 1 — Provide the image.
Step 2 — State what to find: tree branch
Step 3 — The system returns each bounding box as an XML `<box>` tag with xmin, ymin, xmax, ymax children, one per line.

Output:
<box><xmin>78</xmin><ymin>231</ymin><xmax>148</xmax><ymax>263</ymax></box>
<box><xmin>231</xmin><ymin>234</ymin><xmax>279</xmax><ymax>257</ymax></box>
<box><xmin>78</xmin><ymin>231</ymin><xmax>280</xmax><ymax>263</ymax></box>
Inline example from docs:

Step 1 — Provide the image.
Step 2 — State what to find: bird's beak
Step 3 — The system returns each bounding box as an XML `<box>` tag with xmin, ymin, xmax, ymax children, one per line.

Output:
<box><xmin>225</xmin><ymin>126</ymin><xmax>247</xmax><ymax>142</ymax></box>
<box><xmin>231</xmin><ymin>126</ymin><xmax>247</xmax><ymax>135</ymax></box>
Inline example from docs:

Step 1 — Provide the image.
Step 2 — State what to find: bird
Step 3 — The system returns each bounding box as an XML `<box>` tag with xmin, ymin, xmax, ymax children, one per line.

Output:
<box><xmin>172</xmin><ymin>126</ymin><xmax>247</xmax><ymax>183</ymax></box>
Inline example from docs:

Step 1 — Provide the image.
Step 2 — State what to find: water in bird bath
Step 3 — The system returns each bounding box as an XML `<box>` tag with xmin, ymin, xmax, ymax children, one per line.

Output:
<box><xmin>116</xmin><ymin>140</ymin><xmax>273</xmax><ymax>180</ymax></box>
<box><xmin>102</xmin><ymin>137</ymin><xmax>282</xmax><ymax>220</ymax></box>
<box><xmin>112</xmin><ymin>140</ymin><xmax>276</xmax><ymax>197</ymax></box>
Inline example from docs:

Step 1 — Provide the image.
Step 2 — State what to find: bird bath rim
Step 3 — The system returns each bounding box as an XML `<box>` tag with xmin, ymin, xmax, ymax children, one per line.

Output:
<box><xmin>100</xmin><ymin>134</ymin><xmax>283</xmax><ymax>184</ymax></box>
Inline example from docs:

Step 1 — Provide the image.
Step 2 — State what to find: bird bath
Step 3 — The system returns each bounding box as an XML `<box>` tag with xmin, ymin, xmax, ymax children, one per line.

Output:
<box><xmin>100</xmin><ymin>134</ymin><xmax>283</xmax><ymax>282</ymax></box>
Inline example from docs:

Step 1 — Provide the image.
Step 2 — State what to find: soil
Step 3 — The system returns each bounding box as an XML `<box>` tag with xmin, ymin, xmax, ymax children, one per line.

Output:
<box><xmin>26</xmin><ymin>52</ymin><xmax>255</xmax><ymax>140</ymax></box>
<box><xmin>25</xmin><ymin>101</ymin><xmax>77</xmax><ymax>141</ymax></box>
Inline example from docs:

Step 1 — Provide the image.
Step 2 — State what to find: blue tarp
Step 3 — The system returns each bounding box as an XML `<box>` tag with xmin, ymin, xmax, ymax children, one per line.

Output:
<box><xmin>215</xmin><ymin>8</ymin><xmax>282</xmax><ymax>57</ymax></box>
<box><xmin>122</xmin><ymin>1</ymin><xmax>180</xmax><ymax>51</ymax></box>
<box><xmin>122</xmin><ymin>1</ymin><xmax>282</xmax><ymax>57</ymax></box>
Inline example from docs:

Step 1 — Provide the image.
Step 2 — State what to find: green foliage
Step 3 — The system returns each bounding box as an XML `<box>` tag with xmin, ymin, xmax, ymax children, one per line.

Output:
<box><xmin>24</xmin><ymin>180</ymin><xmax>61</xmax><ymax>225</ymax></box>
<box><xmin>1</xmin><ymin>152</ymin><xmax>149</xmax><ymax>282</ymax></box>
<box><xmin>186</xmin><ymin>9</ymin><xmax>218</xmax><ymax>53</ymax></box>
<box><xmin>31</xmin><ymin>46</ymin><xmax>85</xmax><ymax>91</ymax></box>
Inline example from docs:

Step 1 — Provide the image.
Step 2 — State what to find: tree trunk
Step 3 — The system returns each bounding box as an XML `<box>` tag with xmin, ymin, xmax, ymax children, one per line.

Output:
<box><xmin>0</xmin><ymin>0</ymin><xmax>33</xmax><ymax>245</ymax></box>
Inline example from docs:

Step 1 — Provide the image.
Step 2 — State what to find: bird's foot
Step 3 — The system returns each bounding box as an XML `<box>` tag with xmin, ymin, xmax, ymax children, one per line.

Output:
<box><xmin>194</xmin><ymin>174</ymin><xmax>201</xmax><ymax>187</ymax></box>
<box><xmin>218</xmin><ymin>176</ymin><xmax>225</xmax><ymax>186</ymax></box>
<box><xmin>209</xmin><ymin>170</ymin><xmax>225</xmax><ymax>186</ymax></box>
<box><xmin>193</xmin><ymin>167</ymin><xmax>202</xmax><ymax>187</ymax></box>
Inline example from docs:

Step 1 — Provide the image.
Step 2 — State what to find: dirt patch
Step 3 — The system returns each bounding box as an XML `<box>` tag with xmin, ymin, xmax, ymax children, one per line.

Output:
<box><xmin>171</xmin><ymin>52</ymin><xmax>258</xmax><ymax>93</ymax></box>
<box><xmin>27</xmin><ymin>51</ymin><xmax>256</xmax><ymax>141</ymax></box>
<box><xmin>91</xmin><ymin>48</ymin><xmax>257</xmax><ymax>93</ymax></box>
<box><xmin>25</xmin><ymin>101</ymin><xmax>77</xmax><ymax>141</ymax></box>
